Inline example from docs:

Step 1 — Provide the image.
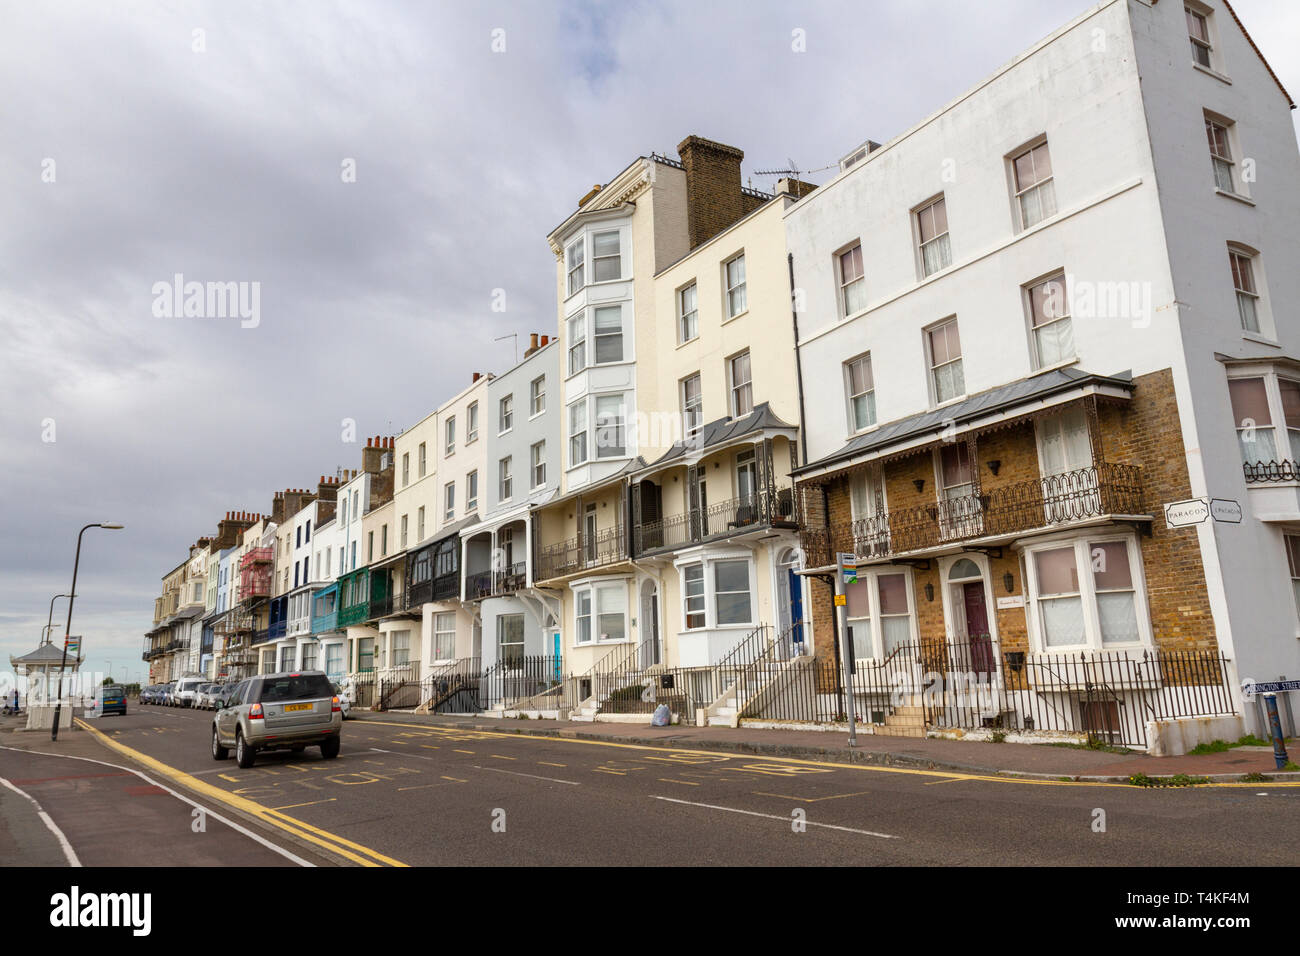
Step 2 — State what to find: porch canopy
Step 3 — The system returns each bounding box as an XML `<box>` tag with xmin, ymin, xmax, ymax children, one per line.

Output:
<box><xmin>633</xmin><ymin>401</ymin><xmax>797</xmax><ymax>474</ymax></box>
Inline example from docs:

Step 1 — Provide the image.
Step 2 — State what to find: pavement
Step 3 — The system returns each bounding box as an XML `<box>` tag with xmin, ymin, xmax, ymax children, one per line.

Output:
<box><xmin>358</xmin><ymin>710</ymin><xmax>1300</xmax><ymax>783</ymax></box>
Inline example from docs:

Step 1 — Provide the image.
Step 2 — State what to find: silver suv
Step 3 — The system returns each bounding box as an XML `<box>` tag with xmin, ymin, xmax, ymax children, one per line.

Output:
<box><xmin>212</xmin><ymin>671</ymin><xmax>342</xmax><ymax>768</ymax></box>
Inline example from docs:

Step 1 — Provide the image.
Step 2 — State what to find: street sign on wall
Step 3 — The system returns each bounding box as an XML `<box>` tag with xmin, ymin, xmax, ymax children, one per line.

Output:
<box><xmin>1164</xmin><ymin>497</ymin><xmax>1242</xmax><ymax>528</ymax></box>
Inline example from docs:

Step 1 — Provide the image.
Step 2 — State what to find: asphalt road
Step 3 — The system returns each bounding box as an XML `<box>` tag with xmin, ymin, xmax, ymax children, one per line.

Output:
<box><xmin>46</xmin><ymin>703</ymin><xmax>1300</xmax><ymax>867</ymax></box>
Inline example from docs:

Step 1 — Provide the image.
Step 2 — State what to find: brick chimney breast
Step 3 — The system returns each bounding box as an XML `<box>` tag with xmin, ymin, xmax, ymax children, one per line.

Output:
<box><xmin>677</xmin><ymin>135</ymin><xmax>746</xmax><ymax>249</ymax></box>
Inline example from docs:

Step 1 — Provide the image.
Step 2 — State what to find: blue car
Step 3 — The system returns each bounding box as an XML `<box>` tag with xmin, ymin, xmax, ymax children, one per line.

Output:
<box><xmin>100</xmin><ymin>684</ymin><xmax>127</xmax><ymax>716</ymax></box>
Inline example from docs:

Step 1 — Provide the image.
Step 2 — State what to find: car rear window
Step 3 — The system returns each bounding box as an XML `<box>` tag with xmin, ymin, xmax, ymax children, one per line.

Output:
<box><xmin>256</xmin><ymin>675</ymin><xmax>333</xmax><ymax>703</ymax></box>
<box><xmin>105</xmin><ymin>686</ymin><xmax>124</xmax><ymax>695</ymax></box>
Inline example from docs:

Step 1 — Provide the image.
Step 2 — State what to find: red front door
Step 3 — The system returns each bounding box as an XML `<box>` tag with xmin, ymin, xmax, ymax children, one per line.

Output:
<box><xmin>962</xmin><ymin>581</ymin><xmax>994</xmax><ymax>674</ymax></box>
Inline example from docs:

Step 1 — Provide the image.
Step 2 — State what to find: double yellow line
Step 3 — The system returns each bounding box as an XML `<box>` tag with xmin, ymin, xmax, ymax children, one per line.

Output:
<box><xmin>76</xmin><ymin>718</ymin><xmax>406</xmax><ymax>866</ymax></box>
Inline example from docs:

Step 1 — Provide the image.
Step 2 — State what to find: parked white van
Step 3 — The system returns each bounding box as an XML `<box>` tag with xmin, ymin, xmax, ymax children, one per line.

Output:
<box><xmin>173</xmin><ymin>676</ymin><xmax>207</xmax><ymax>708</ymax></box>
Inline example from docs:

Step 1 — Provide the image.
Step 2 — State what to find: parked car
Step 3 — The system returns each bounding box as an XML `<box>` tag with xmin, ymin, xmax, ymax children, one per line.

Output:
<box><xmin>194</xmin><ymin>683</ymin><xmax>216</xmax><ymax>710</ymax></box>
<box><xmin>212</xmin><ymin>671</ymin><xmax>342</xmax><ymax>769</ymax></box>
<box><xmin>100</xmin><ymin>684</ymin><xmax>127</xmax><ymax>716</ymax></box>
<box><xmin>161</xmin><ymin>681</ymin><xmax>177</xmax><ymax>706</ymax></box>
<box><xmin>331</xmin><ymin>681</ymin><xmax>351</xmax><ymax>719</ymax></box>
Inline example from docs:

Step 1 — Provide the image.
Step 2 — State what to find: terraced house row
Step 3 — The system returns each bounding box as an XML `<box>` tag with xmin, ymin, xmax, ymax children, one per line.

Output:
<box><xmin>146</xmin><ymin>0</ymin><xmax>1300</xmax><ymax>751</ymax></box>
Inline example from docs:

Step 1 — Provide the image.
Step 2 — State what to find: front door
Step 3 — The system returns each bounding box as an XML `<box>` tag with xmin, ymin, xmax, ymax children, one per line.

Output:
<box><xmin>962</xmin><ymin>581</ymin><xmax>994</xmax><ymax>674</ymax></box>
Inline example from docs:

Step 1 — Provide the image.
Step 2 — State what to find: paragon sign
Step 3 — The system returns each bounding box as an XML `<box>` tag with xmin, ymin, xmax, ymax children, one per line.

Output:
<box><xmin>1163</xmin><ymin>497</ymin><xmax>1242</xmax><ymax>528</ymax></box>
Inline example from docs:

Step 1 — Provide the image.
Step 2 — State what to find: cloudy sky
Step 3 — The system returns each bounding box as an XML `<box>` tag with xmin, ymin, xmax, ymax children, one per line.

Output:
<box><xmin>2</xmin><ymin>0</ymin><xmax>1297</xmax><ymax>683</ymax></box>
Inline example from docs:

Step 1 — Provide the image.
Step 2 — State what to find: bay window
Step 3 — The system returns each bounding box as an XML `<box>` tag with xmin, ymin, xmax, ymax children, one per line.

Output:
<box><xmin>594</xmin><ymin>394</ymin><xmax>627</xmax><ymax>458</ymax></box>
<box><xmin>845</xmin><ymin>569</ymin><xmax>915</xmax><ymax>661</ymax></box>
<box><xmin>569</xmin><ymin>401</ymin><xmax>588</xmax><ymax>466</ymax></box>
<box><xmin>571</xmin><ymin>580</ymin><xmax>628</xmax><ymax>646</ymax></box>
<box><xmin>675</xmin><ymin>555</ymin><xmax>754</xmax><ymax>631</ymax></box>
<box><xmin>498</xmin><ymin>615</ymin><xmax>525</xmax><ymax>666</ymax></box>
<box><xmin>433</xmin><ymin>611</ymin><xmax>456</xmax><ymax>660</ymax></box>
<box><xmin>568</xmin><ymin>314</ymin><xmax>586</xmax><ymax>375</ymax></box>
<box><xmin>593</xmin><ymin>306</ymin><xmax>623</xmax><ymax>363</ymax></box>
<box><xmin>566</xmin><ymin>236</ymin><xmax>585</xmax><ymax>296</ymax></box>
<box><xmin>1026</xmin><ymin>536</ymin><xmax>1149</xmax><ymax>651</ymax></box>
<box><xmin>592</xmin><ymin>230</ymin><xmax>621</xmax><ymax>282</ymax></box>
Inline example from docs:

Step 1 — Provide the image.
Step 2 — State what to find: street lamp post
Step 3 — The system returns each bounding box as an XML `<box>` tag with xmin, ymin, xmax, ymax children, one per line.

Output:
<box><xmin>44</xmin><ymin>593</ymin><xmax>69</xmax><ymax>644</ymax></box>
<box><xmin>51</xmin><ymin>522</ymin><xmax>124</xmax><ymax>741</ymax></box>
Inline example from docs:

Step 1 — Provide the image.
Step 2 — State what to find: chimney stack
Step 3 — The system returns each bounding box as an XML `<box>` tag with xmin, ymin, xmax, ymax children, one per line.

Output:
<box><xmin>472</xmin><ymin>372</ymin><xmax>481</xmax><ymax>383</ymax></box>
<box><xmin>362</xmin><ymin>436</ymin><xmax>388</xmax><ymax>475</ymax></box>
<box><xmin>677</xmin><ymin>135</ymin><xmax>746</xmax><ymax>249</ymax></box>
<box><xmin>524</xmin><ymin>333</ymin><xmax>540</xmax><ymax>359</ymax></box>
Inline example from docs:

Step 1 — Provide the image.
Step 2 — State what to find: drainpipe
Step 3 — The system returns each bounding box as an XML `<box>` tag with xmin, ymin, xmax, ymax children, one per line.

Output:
<box><xmin>788</xmin><ymin>252</ymin><xmax>809</xmax><ymax>464</ymax></box>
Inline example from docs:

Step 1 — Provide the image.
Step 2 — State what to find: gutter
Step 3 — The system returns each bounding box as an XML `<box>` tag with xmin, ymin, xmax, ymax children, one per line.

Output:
<box><xmin>788</xmin><ymin>252</ymin><xmax>809</xmax><ymax>465</ymax></box>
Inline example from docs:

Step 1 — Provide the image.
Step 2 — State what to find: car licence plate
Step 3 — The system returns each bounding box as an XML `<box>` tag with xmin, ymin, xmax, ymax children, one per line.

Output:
<box><xmin>284</xmin><ymin>703</ymin><xmax>313</xmax><ymax>712</ymax></box>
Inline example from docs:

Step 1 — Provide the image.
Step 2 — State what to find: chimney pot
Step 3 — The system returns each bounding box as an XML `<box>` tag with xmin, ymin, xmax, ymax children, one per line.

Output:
<box><xmin>473</xmin><ymin>371</ymin><xmax>481</xmax><ymax>383</ymax></box>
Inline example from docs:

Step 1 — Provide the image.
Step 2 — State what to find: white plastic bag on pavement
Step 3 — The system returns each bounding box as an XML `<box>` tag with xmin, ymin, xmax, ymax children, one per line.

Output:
<box><xmin>650</xmin><ymin>704</ymin><xmax>671</xmax><ymax>727</ymax></box>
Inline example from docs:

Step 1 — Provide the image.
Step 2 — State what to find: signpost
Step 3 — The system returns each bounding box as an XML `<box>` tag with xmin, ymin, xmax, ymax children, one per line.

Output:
<box><xmin>835</xmin><ymin>552</ymin><xmax>857</xmax><ymax>748</ymax></box>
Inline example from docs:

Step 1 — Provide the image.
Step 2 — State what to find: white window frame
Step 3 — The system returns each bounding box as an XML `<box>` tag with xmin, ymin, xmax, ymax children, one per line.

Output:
<box><xmin>724</xmin><ymin>253</ymin><xmax>747</xmax><ymax>319</ymax></box>
<box><xmin>590</xmin><ymin>229</ymin><xmax>622</xmax><ymax>283</ymax></box>
<box><xmin>418</xmin><ymin>441</ymin><xmax>427</xmax><ymax>477</ymax></box>
<box><xmin>1025</xmin><ymin>271</ymin><xmax>1074</xmax><ymax>369</ymax></box>
<box><xmin>591</xmin><ymin>305</ymin><xmax>624</xmax><ymax>365</ymax></box>
<box><xmin>433</xmin><ymin>611</ymin><xmax>456</xmax><ymax>661</ymax></box>
<box><xmin>1229</xmin><ymin>245</ymin><xmax>1268</xmax><ymax>336</ymax></box>
<box><xmin>1023</xmin><ymin>534</ymin><xmax>1152</xmax><ymax>653</ymax></box>
<box><xmin>914</xmin><ymin>196</ymin><xmax>951</xmax><ymax>278</ymax></box>
<box><xmin>1009</xmin><ymin>138</ymin><xmax>1057</xmax><ymax>231</ymax></box>
<box><xmin>499</xmin><ymin>456</ymin><xmax>513</xmax><ymax>502</ymax></box>
<box><xmin>571</xmin><ymin>579</ymin><xmax>629</xmax><ymax>646</ymax></box>
<box><xmin>499</xmin><ymin>394</ymin><xmax>514</xmax><ymax>434</ymax></box>
<box><xmin>568</xmin><ymin>313</ymin><xmax>587</xmax><ymax>376</ymax></box>
<box><xmin>417</xmin><ymin>506</ymin><xmax>425</xmax><ymax>542</ymax></box>
<box><xmin>1205</xmin><ymin>113</ymin><xmax>1241</xmax><ymax>195</ymax></box>
<box><xmin>466</xmin><ymin>469</ymin><xmax>479</xmax><ymax>512</ymax></box>
<box><xmin>842</xmin><ymin>567</ymin><xmax>917</xmax><ymax>663</ymax></box>
<box><xmin>467</xmin><ymin>402</ymin><xmax>479</xmax><ymax>444</ymax></box>
<box><xmin>444</xmin><ymin>417</ymin><xmax>455</xmax><ymax>457</ymax></box>
<box><xmin>569</xmin><ymin>400</ymin><xmax>588</xmax><ymax>467</ymax></box>
<box><xmin>530</xmin><ymin>375</ymin><xmax>546</xmax><ymax>417</ymax></box>
<box><xmin>682</xmin><ymin>373</ymin><xmax>703</xmax><ymax>437</ymax></box>
<box><xmin>728</xmin><ymin>349</ymin><xmax>753</xmax><ymax>418</ymax></box>
<box><xmin>530</xmin><ymin>441</ymin><xmax>546</xmax><ymax>489</ymax></box>
<box><xmin>678</xmin><ymin>281</ymin><xmax>699</xmax><ymax>343</ymax></box>
<box><xmin>837</xmin><ymin>242</ymin><xmax>867</xmax><ymax>317</ymax></box>
<box><xmin>1185</xmin><ymin>2</ymin><xmax>1218</xmax><ymax>71</ymax></box>
<box><xmin>925</xmin><ymin>317</ymin><xmax>965</xmax><ymax>406</ymax></box>
<box><xmin>1226</xmin><ymin>370</ymin><xmax>1300</xmax><ymax>469</ymax></box>
<box><xmin>594</xmin><ymin>393</ymin><xmax>627</xmax><ymax>459</ymax></box>
<box><xmin>845</xmin><ymin>352</ymin><xmax>876</xmax><ymax>433</ymax></box>
<box><xmin>674</xmin><ymin>553</ymin><xmax>756</xmax><ymax>631</ymax></box>
<box><xmin>444</xmin><ymin>482</ymin><xmax>455</xmax><ymax>521</ymax></box>
<box><xmin>565</xmin><ymin>236</ymin><xmax>585</xmax><ymax>297</ymax></box>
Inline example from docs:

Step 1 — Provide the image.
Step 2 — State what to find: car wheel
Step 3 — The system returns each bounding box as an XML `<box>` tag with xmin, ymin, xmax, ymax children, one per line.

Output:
<box><xmin>235</xmin><ymin>730</ymin><xmax>255</xmax><ymax>769</ymax></box>
<box><xmin>321</xmin><ymin>736</ymin><xmax>340</xmax><ymax>759</ymax></box>
<box><xmin>212</xmin><ymin>726</ymin><xmax>229</xmax><ymax>761</ymax></box>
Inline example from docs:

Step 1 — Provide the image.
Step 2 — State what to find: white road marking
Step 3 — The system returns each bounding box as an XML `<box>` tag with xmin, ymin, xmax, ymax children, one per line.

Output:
<box><xmin>0</xmin><ymin>744</ymin><xmax>315</xmax><ymax>866</ymax></box>
<box><xmin>472</xmin><ymin>765</ymin><xmax>580</xmax><ymax>786</ymax></box>
<box><xmin>650</xmin><ymin>795</ymin><xmax>897</xmax><ymax>839</ymax></box>
<box><xmin>0</xmin><ymin>774</ymin><xmax>81</xmax><ymax>866</ymax></box>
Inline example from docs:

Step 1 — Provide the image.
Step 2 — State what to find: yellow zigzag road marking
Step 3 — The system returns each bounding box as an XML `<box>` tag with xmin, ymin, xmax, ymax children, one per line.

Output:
<box><xmin>75</xmin><ymin>719</ymin><xmax>408</xmax><ymax>867</ymax></box>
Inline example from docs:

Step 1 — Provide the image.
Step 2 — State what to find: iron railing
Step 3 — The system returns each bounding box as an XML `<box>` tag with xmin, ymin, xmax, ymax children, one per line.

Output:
<box><xmin>635</xmin><ymin>486</ymin><xmax>797</xmax><ymax>555</ymax></box>
<box><xmin>1243</xmin><ymin>459</ymin><xmax>1300</xmax><ymax>483</ymax></box>
<box><xmin>466</xmin><ymin>563</ymin><xmax>528</xmax><ymax>600</ymax></box>
<box><xmin>803</xmin><ymin>462</ymin><xmax>1144</xmax><ymax>565</ymax></box>
<box><xmin>418</xmin><ymin>657</ymin><xmax>483</xmax><ymax>714</ymax></box>
<box><xmin>377</xmin><ymin>660</ymin><xmax>422</xmax><ymax>709</ymax></box>
<box><xmin>537</xmin><ymin>527</ymin><xmax>626</xmax><ymax>580</ymax></box>
<box><xmin>595</xmin><ymin>666</ymin><xmax>722</xmax><ymax>723</ymax></box>
<box><xmin>740</xmin><ymin>640</ymin><xmax>1235</xmax><ymax>748</ymax></box>
<box><xmin>479</xmin><ymin>656</ymin><xmax>565</xmax><ymax>711</ymax></box>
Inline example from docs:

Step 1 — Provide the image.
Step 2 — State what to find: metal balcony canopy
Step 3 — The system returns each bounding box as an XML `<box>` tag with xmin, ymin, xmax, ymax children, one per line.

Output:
<box><xmin>794</xmin><ymin>367</ymin><xmax>1134</xmax><ymax>478</ymax></box>
<box><xmin>640</xmin><ymin>402</ymin><xmax>796</xmax><ymax>471</ymax></box>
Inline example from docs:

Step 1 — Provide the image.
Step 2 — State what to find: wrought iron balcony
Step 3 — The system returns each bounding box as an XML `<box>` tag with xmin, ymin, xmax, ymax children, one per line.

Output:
<box><xmin>537</xmin><ymin>527</ymin><xmax>627</xmax><ymax>580</ymax></box>
<box><xmin>1243</xmin><ymin>459</ymin><xmax>1300</xmax><ymax>483</ymax></box>
<box><xmin>467</xmin><ymin>563</ymin><xmax>528</xmax><ymax>600</ymax></box>
<box><xmin>634</xmin><ymin>486</ymin><xmax>797</xmax><ymax>555</ymax></box>
<box><xmin>802</xmin><ymin>462</ymin><xmax>1144</xmax><ymax>565</ymax></box>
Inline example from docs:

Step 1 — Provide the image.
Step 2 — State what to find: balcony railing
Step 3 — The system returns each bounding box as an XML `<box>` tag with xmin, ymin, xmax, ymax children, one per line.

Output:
<box><xmin>537</xmin><ymin>527</ymin><xmax>627</xmax><ymax>580</ymax></box>
<box><xmin>368</xmin><ymin>592</ymin><xmax>394</xmax><ymax>621</ymax></box>
<box><xmin>466</xmin><ymin>563</ymin><xmax>528</xmax><ymax>600</ymax></box>
<box><xmin>1243</xmin><ymin>459</ymin><xmax>1300</xmax><ymax>483</ymax></box>
<box><xmin>635</xmin><ymin>486</ymin><xmax>796</xmax><ymax>555</ymax></box>
<box><xmin>237</xmin><ymin>547</ymin><xmax>273</xmax><ymax>602</ymax></box>
<box><xmin>804</xmin><ymin>462</ymin><xmax>1144</xmax><ymax>565</ymax></box>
